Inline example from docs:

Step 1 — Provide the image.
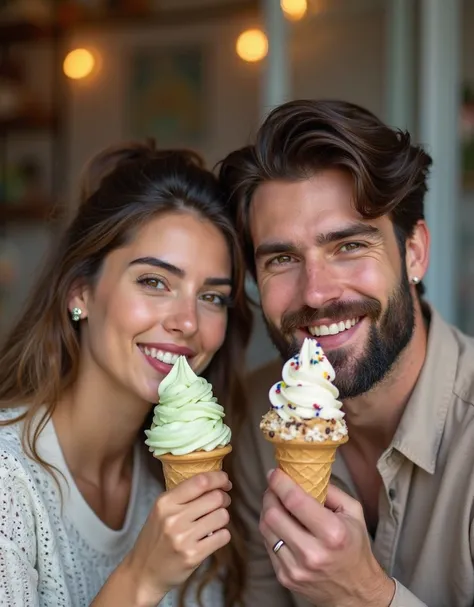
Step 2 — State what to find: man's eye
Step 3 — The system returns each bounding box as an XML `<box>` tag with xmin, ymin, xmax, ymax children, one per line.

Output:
<box><xmin>339</xmin><ymin>242</ymin><xmax>363</xmax><ymax>253</ymax></box>
<box><xmin>269</xmin><ymin>254</ymin><xmax>294</xmax><ymax>266</ymax></box>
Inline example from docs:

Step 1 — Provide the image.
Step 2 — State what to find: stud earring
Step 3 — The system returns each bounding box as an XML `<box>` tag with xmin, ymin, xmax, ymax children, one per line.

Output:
<box><xmin>411</xmin><ymin>276</ymin><xmax>420</xmax><ymax>285</ymax></box>
<box><xmin>71</xmin><ymin>307</ymin><xmax>82</xmax><ymax>322</ymax></box>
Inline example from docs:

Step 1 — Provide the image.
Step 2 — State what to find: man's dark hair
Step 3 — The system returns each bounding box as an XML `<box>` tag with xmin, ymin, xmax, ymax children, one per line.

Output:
<box><xmin>218</xmin><ymin>99</ymin><xmax>433</xmax><ymax>296</ymax></box>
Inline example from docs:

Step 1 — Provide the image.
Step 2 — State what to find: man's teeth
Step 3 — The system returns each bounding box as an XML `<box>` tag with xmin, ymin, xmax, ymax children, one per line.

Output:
<box><xmin>143</xmin><ymin>347</ymin><xmax>180</xmax><ymax>365</ymax></box>
<box><xmin>308</xmin><ymin>317</ymin><xmax>360</xmax><ymax>337</ymax></box>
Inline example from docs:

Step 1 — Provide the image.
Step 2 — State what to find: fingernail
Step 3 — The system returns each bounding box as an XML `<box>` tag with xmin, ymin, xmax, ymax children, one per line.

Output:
<box><xmin>266</xmin><ymin>468</ymin><xmax>275</xmax><ymax>481</ymax></box>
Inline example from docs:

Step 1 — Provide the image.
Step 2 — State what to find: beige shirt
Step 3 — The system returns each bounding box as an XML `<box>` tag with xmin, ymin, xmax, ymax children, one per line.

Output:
<box><xmin>236</xmin><ymin>307</ymin><xmax>474</xmax><ymax>607</ymax></box>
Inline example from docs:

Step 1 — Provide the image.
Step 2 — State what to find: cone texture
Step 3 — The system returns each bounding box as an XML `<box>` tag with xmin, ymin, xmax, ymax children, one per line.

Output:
<box><xmin>266</xmin><ymin>437</ymin><xmax>347</xmax><ymax>504</ymax></box>
<box><xmin>157</xmin><ymin>445</ymin><xmax>232</xmax><ymax>491</ymax></box>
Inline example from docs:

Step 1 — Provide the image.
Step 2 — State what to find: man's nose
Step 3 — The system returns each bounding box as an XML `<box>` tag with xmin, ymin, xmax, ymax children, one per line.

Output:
<box><xmin>162</xmin><ymin>297</ymin><xmax>198</xmax><ymax>336</ymax></box>
<box><xmin>301</xmin><ymin>258</ymin><xmax>344</xmax><ymax>310</ymax></box>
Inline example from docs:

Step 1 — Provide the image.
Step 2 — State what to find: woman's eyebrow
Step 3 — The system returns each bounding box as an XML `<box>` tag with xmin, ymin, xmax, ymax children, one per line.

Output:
<box><xmin>129</xmin><ymin>256</ymin><xmax>184</xmax><ymax>277</ymax></box>
<box><xmin>129</xmin><ymin>257</ymin><xmax>231</xmax><ymax>286</ymax></box>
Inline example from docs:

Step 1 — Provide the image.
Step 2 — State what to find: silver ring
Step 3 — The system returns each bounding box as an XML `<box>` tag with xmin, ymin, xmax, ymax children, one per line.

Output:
<box><xmin>272</xmin><ymin>539</ymin><xmax>285</xmax><ymax>554</ymax></box>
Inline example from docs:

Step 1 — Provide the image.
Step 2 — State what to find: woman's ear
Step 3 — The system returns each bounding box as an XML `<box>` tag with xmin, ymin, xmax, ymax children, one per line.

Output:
<box><xmin>67</xmin><ymin>281</ymin><xmax>91</xmax><ymax>321</ymax></box>
<box><xmin>405</xmin><ymin>220</ymin><xmax>430</xmax><ymax>283</ymax></box>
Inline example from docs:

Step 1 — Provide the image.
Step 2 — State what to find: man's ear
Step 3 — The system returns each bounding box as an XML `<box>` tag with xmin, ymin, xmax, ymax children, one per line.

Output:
<box><xmin>67</xmin><ymin>280</ymin><xmax>91</xmax><ymax>320</ymax></box>
<box><xmin>405</xmin><ymin>220</ymin><xmax>430</xmax><ymax>282</ymax></box>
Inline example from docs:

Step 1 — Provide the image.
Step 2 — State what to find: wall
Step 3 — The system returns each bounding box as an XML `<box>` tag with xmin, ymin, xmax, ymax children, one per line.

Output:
<box><xmin>61</xmin><ymin>2</ymin><xmax>387</xmax><ymax>368</ymax></box>
<box><xmin>459</xmin><ymin>0</ymin><xmax>474</xmax><ymax>334</ymax></box>
<box><xmin>2</xmin><ymin>0</ymin><xmax>473</xmax><ymax>368</ymax></box>
<box><xmin>65</xmin><ymin>2</ymin><xmax>386</xmax><ymax>198</ymax></box>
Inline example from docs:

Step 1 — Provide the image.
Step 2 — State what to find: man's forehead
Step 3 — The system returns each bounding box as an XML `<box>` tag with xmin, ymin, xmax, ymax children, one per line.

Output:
<box><xmin>249</xmin><ymin>174</ymin><xmax>368</xmax><ymax>241</ymax></box>
<box><xmin>251</xmin><ymin>170</ymin><xmax>356</xmax><ymax>211</ymax></box>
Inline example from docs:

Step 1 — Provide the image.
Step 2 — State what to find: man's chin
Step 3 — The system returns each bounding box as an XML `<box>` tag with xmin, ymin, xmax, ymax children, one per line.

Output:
<box><xmin>324</xmin><ymin>343</ymin><xmax>358</xmax><ymax>369</ymax></box>
<box><xmin>332</xmin><ymin>366</ymin><xmax>364</xmax><ymax>399</ymax></box>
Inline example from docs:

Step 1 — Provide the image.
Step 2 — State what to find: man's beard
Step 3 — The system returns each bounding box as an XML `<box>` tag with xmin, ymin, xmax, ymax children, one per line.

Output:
<box><xmin>264</xmin><ymin>269</ymin><xmax>415</xmax><ymax>400</ymax></box>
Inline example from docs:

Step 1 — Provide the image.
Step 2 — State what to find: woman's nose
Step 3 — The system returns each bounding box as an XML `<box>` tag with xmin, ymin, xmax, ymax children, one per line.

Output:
<box><xmin>162</xmin><ymin>298</ymin><xmax>198</xmax><ymax>336</ymax></box>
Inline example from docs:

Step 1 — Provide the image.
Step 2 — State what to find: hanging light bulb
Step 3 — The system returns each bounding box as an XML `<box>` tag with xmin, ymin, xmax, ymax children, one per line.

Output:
<box><xmin>281</xmin><ymin>0</ymin><xmax>307</xmax><ymax>21</ymax></box>
<box><xmin>236</xmin><ymin>29</ymin><xmax>268</xmax><ymax>63</ymax></box>
<box><xmin>63</xmin><ymin>48</ymin><xmax>95</xmax><ymax>80</ymax></box>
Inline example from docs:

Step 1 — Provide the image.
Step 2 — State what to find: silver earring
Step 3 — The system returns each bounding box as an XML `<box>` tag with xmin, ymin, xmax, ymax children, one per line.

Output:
<box><xmin>71</xmin><ymin>307</ymin><xmax>82</xmax><ymax>322</ymax></box>
<box><xmin>411</xmin><ymin>276</ymin><xmax>420</xmax><ymax>285</ymax></box>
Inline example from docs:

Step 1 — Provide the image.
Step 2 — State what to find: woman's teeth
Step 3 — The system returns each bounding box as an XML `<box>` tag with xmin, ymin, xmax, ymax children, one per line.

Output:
<box><xmin>308</xmin><ymin>317</ymin><xmax>360</xmax><ymax>337</ymax></box>
<box><xmin>142</xmin><ymin>347</ymin><xmax>180</xmax><ymax>365</ymax></box>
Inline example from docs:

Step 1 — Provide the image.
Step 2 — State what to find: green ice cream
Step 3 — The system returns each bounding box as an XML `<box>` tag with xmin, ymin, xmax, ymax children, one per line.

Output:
<box><xmin>145</xmin><ymin>356</ymin><xmax>231</xmax><ymax>456</ymax></box>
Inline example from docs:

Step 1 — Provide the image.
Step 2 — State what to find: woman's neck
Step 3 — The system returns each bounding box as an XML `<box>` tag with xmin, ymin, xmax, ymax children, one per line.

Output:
<box><xmin>53</xmin><ymin>361</ymin><xmax>152</xmax><ymax>487</ymax></box>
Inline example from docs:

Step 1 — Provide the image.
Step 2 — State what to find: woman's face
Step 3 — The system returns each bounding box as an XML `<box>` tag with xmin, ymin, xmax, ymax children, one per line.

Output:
<box><xmin>71</xmin><ymin>211</ymin><xmax>232</xmax><ymax>404</ymax></box>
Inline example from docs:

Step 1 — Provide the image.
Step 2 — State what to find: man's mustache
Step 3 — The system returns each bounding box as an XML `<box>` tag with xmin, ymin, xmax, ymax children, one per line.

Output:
<box><xmin>280</xmin><ymin>298</ymin><xmax>382</xmax><ymax>335</ymax></box>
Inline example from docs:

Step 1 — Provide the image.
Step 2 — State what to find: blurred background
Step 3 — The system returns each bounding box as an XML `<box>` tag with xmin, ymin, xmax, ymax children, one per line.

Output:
<box><xmin>0</xmin><ymin>0</ymin><xmax>472</xmax><ymax>369</ymax></box>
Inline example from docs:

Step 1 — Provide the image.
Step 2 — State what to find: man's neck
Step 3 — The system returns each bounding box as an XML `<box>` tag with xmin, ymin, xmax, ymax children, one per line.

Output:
<box><xmin>342</xmin><ymin>302</ymin><xmax>429</xmax><ymax>454</ymax></box>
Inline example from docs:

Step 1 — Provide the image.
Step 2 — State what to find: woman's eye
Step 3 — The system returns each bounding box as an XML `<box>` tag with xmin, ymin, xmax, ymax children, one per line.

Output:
<box><xmin>200</xmin><ymin>293</ymin><xmax>226</xmax><ymax>307</ymax></box>
<box><xmin>138</xmin><ymin>277</ymin><xmax>167</xmax><ymax>290</ymax></box>
<box><xmin>339</xmin><ymin>242</ymin><xmax>363</xmax><ymax>253</ymax></box>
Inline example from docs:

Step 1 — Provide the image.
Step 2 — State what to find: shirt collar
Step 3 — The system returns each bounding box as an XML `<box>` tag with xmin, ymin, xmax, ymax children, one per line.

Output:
<box><xmin>391</xmin><ymin>304</ymin><xmax>458</xmax><ymax>474</ymax></box>
<box><xmin>332</xmin><ymin>304</ymin><xmax>458</xmax><ymax>484</ymax></box>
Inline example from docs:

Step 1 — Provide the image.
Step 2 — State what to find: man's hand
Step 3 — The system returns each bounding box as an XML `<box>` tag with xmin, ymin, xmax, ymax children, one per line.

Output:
<box><xmin>259</xmin><ymin>469</ymin><xmax>396</xmax><ymax>607</ymax></box>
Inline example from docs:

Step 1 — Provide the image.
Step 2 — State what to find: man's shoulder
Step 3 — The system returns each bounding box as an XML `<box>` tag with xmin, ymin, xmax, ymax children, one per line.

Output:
<box><xmin>450</xmin><ymin>324</ymin><xmax>474</xmax><ymax>407</ymax></box>
<box><xmin>234</xmin><ymin>359</ymin><xmax>281</xmax><ymax>496</ymax></box>
<box><xmin>426</xmin><ymin>306</ymin><xmax>474</xmax><ymax>408</ymax></box>
<box><xmin>450</xmin><ymin>320</ymin><xmax>474</xmax><ymax>351</ymax></box>
<box><xmin>247</xmin><ymin>357</ymin><xmax>281</xmax><ymax>420</ymax></box>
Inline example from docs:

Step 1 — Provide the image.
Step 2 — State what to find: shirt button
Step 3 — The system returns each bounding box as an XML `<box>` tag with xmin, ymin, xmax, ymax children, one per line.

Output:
<box><xmin>388</xmin><ymin>488</ymin><xmax>396</xmax><ymax>500</ymax></box>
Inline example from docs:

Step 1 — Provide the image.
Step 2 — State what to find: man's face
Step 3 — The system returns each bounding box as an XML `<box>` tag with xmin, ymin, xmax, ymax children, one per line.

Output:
<box><xmin>250</xmin><ymin>169</ymin><xmax>416</xmax><ymax>399</ymax></box>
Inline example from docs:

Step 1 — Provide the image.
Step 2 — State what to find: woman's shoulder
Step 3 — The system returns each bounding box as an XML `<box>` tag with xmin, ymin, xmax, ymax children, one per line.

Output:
<box><xmin>0</xmin><ymin>406</ymin><xmax>27</xmax><ymax>451</ymax></box>
<box><xmin>0</xmin><ymin>405</ymin><xmax>28</xmax><ymax>423</ymax></box>
<box><xmin>0</xmin><ymin>406</ymin><xmax>40</xmax><ymax>480</ymax></box>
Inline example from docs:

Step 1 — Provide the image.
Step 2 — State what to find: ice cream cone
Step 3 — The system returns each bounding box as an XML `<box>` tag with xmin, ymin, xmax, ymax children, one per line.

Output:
<box><xmin>156</xmin><ymin>445</ymin><xmax>232</xmax><ymax>491</ymax></box>
<box><xmin>265</xmin><ymin>435</ymin><xmax>348</xmax><ymax>504</ymax></box>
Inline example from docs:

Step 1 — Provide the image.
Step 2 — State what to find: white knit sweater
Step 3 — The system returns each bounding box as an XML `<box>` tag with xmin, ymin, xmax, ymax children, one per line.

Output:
<box><xmin>0</xmin><ymin>408</ymin><xmax>224</xmax><ymax>606</ymax></box>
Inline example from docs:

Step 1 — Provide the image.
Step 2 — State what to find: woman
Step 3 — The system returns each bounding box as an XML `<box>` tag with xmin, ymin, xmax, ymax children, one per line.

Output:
<box><xmin>0</xmin><ymin>141</ymin><xmax>252</xmax><ymax>606</ymax></box>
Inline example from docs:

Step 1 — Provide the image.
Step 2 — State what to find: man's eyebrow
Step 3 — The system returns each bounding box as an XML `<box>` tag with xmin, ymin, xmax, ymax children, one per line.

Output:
<box><xmin>315</xmin><ymin>223</ymin><xmax>381</xmax><ymax>246</ymax></box>
<box><xmin>254</xmin><ymin>242</ymin><xmax>299</xmax><ymax>261</ymax></box>
<box><xmin>254</xmin><ymin>223</ymin><xmax>381</xmax><ymax>262</ymax></box>
<box><xmin>129</xmin><ymin>256</ymin><xmax>232</xmax><ymax>287</ymax></box>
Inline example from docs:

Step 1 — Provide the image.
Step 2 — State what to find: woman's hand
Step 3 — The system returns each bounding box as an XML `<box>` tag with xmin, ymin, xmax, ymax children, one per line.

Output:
<box><xmin>120</xmin><ymin>470</ymin><xmax>232</xmax><ymax>606</ymax></box>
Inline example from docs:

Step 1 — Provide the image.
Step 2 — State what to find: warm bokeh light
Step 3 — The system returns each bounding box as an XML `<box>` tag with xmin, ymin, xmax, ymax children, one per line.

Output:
<box><xmin>236</xmin><ymin>29</ymin><xmax>268</xmax><ymax>63</ymax></box>
<box><xmin>281</xmin><ymin>0</ymin><xmax>308</xmax><ymax>21</ymax></box>
<box><xmin>63</xmin><ymin>48</ymin><xmax>95</xmax><ymax>80</ymax></box>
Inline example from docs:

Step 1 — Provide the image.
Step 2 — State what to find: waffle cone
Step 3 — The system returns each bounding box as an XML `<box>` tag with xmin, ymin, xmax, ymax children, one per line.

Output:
<box><xmin>265</xmin><ymin>435</ymin><xmax>348</xmax><ymax>504</ymax></box>
<box><xmin>156</xmin><ymin>445</ymin><xmax>232</xmax><ymax>491</ymax></box>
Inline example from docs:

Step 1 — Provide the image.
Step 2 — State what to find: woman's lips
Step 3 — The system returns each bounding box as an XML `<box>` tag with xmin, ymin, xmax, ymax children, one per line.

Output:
<box><xmin>137</xmin><ymin>343</ymin><xmax>195</xmax><ymax>375</ymax></box>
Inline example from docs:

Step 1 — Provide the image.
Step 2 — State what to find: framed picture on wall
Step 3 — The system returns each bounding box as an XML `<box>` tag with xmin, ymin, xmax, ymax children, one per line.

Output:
<box><xmin>127</xmin><ymin>45</ymin><xmax>207</xmax><ymax>147</ymax></box>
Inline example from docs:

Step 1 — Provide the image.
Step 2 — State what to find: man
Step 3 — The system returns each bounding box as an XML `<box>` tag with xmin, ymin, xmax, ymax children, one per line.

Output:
<box><xmin>219</xmin><ymin>99</ymin><xmax>474</xmax><ymax>607</ymax></box>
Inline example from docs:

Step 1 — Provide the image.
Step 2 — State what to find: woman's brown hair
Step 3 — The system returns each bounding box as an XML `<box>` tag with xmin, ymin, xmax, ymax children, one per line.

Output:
<box><xmin>0</xmin><ymin>140</ymin><xmax>253</xmax><ymax>606</ymax></box>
